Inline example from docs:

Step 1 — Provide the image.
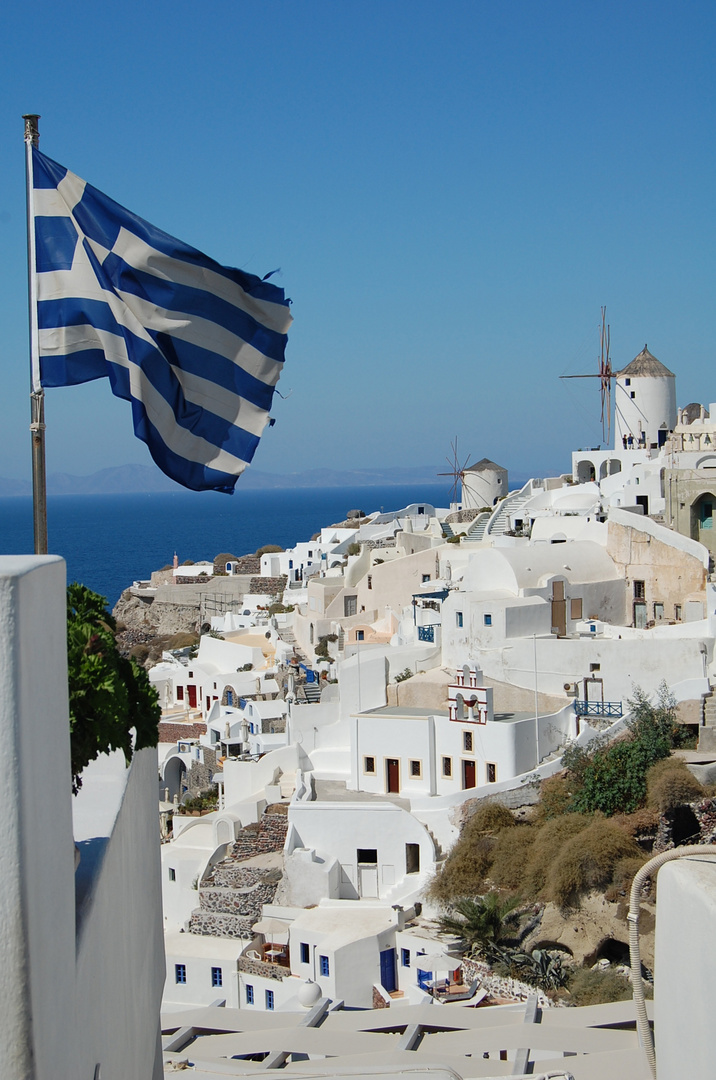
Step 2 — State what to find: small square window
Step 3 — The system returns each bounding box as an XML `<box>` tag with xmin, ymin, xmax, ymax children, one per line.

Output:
<box><xmin>300</xmin><ymin>942</ymin><xmax>310</xmax><ymax>964</ymax></box>
<box><xmin>266</xmin><ymin>989</ymin><xmax>274</xmax><ymax>1010</ymax></box>
<box><xmin>634</xmin><ymin>580</ymin><xmax>645</xmax><ymax>599</ymax></box>
<box><xmin>442</xmin><ymin>756</ymin><xmax>452</xmax><ymax>778</ymax></box>
<box><xmin>320</xmin><ymin>954</ymin><xmax>330</xmax><ymax>977</ymax></box>
<box><xmin>422</xmin><ymin>574</ymin><xmax>431</xmax><ymax>583</ymax></box>
<box><xmin>456</xmin><ymin>611</ymin><xmax>463</xmax><ymax>628</ymax></box>
<box><xmin>590</xmin><ymin>663</ymin><xmax>601</xmax><ymax>672</ymax></box>
<box><xmin>175</xmin><ymin>964</ymin><xmax>186</xmax><ymax>985</ymax></box>
<box><xmin>625</xmin><ymin>378</ymin><xmax>631</xmax><ymax>386</ymax></box>
<box><xmin>402</xmin><ymin>948</ymin><xmax>411</xmax><ymax>967</ymax></box>
<box><xmin>246</xmin><ymin>984</ymin><xmax>254</xmax><ymax>1004</ymax></box>
<box><xmin>357</xmin><ymin>630</ymin><xmax>365</xmax><ymax>641</ymax></box>
<box><xmin>168</xmin><ymin>867</ymin><xmax>176</xmax><ymax>881</ymax></box>
<box><xmin>483</xmin><ymin>614</ymin><xmax>492</xmax><ymax>626</ymax></box>
<box><xmin>410</xmin><ymin>759</ymin><xmax>422</xmax><ymax>778</ymax></box>
<box><xmin>211</xmin><ymin>967</ymin><xmax>223</xmax><ymax>987</ymax></box>
<box><xmin>463</xmin><ymin>731</ymin><xmax>473</xmax><ymax>753</ymax></box>
<box><xmin>364</xmin><ymin>756</ymin><xmax>376</xmax><ymax>775</ymax></box>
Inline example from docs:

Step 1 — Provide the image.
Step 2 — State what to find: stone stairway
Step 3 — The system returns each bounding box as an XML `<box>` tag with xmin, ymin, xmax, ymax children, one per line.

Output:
<box><xmin>485</xmin><ymin>483</ymin><xmax>532</xmax><ymax>537</ymax></box>
<box><xmin>302</xmin><ymin>682</ymin><xmax>322</xmax><ymax>703</ymax></box>
<box><xmin>187</xmin><ymin>810</ymin><xmax>289</xmax><ymax>937</ymax></box>
<box><xmin>463</xmin><ymin>511</ymin><xmax>491</xmax><ymax>542</ymax></box>
<box><xmin>699</xmin><ymin>690</ymin><xmax>716</xmax><ymax>752</ymax></box>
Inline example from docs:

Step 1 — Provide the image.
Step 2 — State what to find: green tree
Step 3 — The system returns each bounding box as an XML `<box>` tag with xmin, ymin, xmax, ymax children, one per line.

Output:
<box><xmin>438</xmin><ymin>891</ymin><xmax>522</xmax><ymax>960</ymax></box>
<box><xmin>67</xmin><ymin>584</ymin><xmax>161</xmax><ymax>793</ymax></box>
<box><xmin>564</xmin><ymin>683</ymin><xmax>677</xmax><ymax>815</ymax></box>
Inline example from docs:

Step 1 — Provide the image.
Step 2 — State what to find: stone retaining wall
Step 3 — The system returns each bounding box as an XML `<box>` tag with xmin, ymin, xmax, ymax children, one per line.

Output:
<box><xmin>158</xmin><ymin>721</ymin><xmax>206</xmax><ymax>743</ymax></box>
<box><xmin>238</xmin><ymin>956</ymin><xmax>286</xmax><ymax>981</ymax></box>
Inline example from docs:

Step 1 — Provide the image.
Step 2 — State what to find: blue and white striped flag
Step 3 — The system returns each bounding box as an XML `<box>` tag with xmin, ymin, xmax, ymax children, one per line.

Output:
<box><xmin>31</xmin><ymin>147</ymin><xmax>291</xmax><ymax>493</ymax></box>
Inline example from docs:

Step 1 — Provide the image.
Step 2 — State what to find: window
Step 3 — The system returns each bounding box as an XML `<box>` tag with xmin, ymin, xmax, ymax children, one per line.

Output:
<box><xmin>483</xmin><ymin>613</ymin><xmax>492</xmax><ymax>626</ymax></box>
<box><xmin>364</xmin><ymin>756</ymin><xmax>376</xmax><ymax>774</ymax></box>
<box><xmin>402</xmin><ymin>948</ymin><xmax>411</xmax><ymax>967</ymax></box>
<box><xmin>168</xmin><ymin>867</ymin><xmax>176</xmax><ymax>881</ymax></box>
<box><xmin>442</xmin><ymin>756</ymin><xmax>452</xmax><ymax>778</ymax></box>
<box><xmin>590</xmin><ymin>662</ymin><xmax>601</xmax><ymax>672</ymax></box>
<box><xmin>300</xmin><ymin>942</ymin><xmax>310</xmax><ymax>964</ymax></box>
<box><xmin>463</xmin><ymin>731</ymin><xmax>473</xmax><ymax>753</ymax></box>
<box><xmin>570</xmin><ymin>598</ymin><xmax>583</xmax><ymax>620</ymax></box>
<box><xmin>654</xmin><ymin>602</ymin><xmax>664</xmax><ymax>621</ymax></box>
<box><xmin>486</xmin><ymin>762</ymin><xmax>497</xmax><ymax>783</ymax></box>
<box><xmin>357</xmin><ymin>848</ymin><xmax>378</xmax><ymax>865</ymax></box>
<box><xmin>456</xmin><ymin>611</ymin><xmax>463</xmax><ymax>628</ymax></box>
<box><xmin>675</xmin><ymin>604</ymin><xmax>682</xmax><ymax>621</ymax></box>
<box><xmin>625</xmin><ymin>378</ymin><xmax>631</xmax><ymax>386</ymax></box>
<box><xmin>357</xmin><ymin>630</ymin><xmax>365</xmax><ymax>641</ymax></box>
<box><xmin>319</xmin><ymin>955</ymin><xmax>330</xmax><ymax>977</ymax></box>
<box><xmin>630</xmin><ymin>391</ymin><xmax>636</xmax><ymax>399</ymax></box>
<box><xmin>245</xmin><ymin>984</ymin><xmax>254</xmax><ymax>1004</ymax></box>
<box><xmin>634</xmin><ymin>580</ymin><xmax>645</xmax><ymax>600</ymax></box>
<box><xmin>422</xmin><ymin>574</ymin><xmax>431</xmax><ymax>583</ymax></box>
<box><xmin>409</xmin><ymin>759</ymin><xmax>422</xmax><ymax>778</ymax></box>
<box><xmin>406</xmin><ymin>843</ymin><xmax>420</xmax><ymax>874</ymax></box>
<box><xmin>176</xmin><ymin>686</ymin><xmax>184</xmax><ymax>700</ymax></box>
<box><xmin>367</xmin><ymin>575</ymin><xmax>372</xmax><ymax>590</ymax></box>
<box><xmin>175</xmin><ymin>964</ymin><xmax>186</xmax><ymax>984</ymax></box>
<box><xmin>211</xmin><ymin>967</ymin><xmax>223</xmax><ymax>987</ymax></box>
<box><xmin>266</xmin><ymin>989</ymin><xmax>275</xmax><ymax>1010</ymax></box>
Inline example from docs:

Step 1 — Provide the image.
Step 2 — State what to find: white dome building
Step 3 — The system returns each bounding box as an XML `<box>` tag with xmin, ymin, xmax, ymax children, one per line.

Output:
<box><xmin>614</xmin><ymin>345</ymin><xmax>676</xmax><ymax>451</ymax></box>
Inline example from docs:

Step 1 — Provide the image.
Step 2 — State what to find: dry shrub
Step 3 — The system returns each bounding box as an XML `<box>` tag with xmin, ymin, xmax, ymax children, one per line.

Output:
<box><xmin>545</xmin><ymin>818</ymin><xmax>641</xmax><ymax>908</ymax></box>
<box><xmin>463</xmin><ymin>801</ymin><xmax>516</xmax><ymax>840</ymax></box>
<box><xmin>612</xmin><ymin>807</ymin><xmax>660</xmax><ymax>838</ymax></box>
<box><xmin>489</xmin><ymin>825</ymin><xmax>538</xmax><ymax>890</ymax></box>
<box><xmin>166</xmin><ymin>632</ymin><xmax>199</xmax><ymax>650</ymax></box>
<box><xmin>646</xmin><ymin>757</ymin><xmax>705</xmax><ymax>812</ymax></box>
<box><xmin>523</xmin><ymin>814</ymin><xmax>592</xmax><ymax>895</ymax></box>
<box><xmin>429</xmin><ymin>835</ymin><xmax>495</xmax><ymax>903</ymax></box>
<box><xmin>604</xmin><ymin>856</ymin><xmax>648</xmax><ymax>902</ymax></box>
<box><xmin>567</xmin><ymin>967</ymin><xmax>632</xmax><ymax>1005</ymax></box>
<box><xmin>537</xmin><ymin>773</ymin><xmax>573</xmax><ymax>820</ymax></box>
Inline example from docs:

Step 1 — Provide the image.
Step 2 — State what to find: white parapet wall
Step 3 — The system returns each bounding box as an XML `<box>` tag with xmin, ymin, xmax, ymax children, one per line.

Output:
<box><xmin>0</xmin><ymin>555</ymin><xmax>164</xmax><ymax>1080</ymax></box>
<box><xmin>654</xmin><ymin>854</ymin><xmax>716</xmax><ymax>1080</ymax></box>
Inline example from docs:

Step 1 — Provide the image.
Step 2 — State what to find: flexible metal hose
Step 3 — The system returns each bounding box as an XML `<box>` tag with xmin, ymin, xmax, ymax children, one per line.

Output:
<box><xmin>628</xmin><ymin>844</ymin><xmax>716</xmax><ymax>1078</ymax></box>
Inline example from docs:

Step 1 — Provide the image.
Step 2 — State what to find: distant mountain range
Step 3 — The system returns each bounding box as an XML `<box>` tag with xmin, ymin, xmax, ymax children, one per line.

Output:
<box><xmin>0</xmin><ymin>463</ymin><xmax>459</xmax><ymax>497</ymax></box>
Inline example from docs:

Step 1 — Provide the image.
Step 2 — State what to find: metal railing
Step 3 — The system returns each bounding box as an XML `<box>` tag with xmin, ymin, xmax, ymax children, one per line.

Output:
<box><xmin>574</xmin><ymin>700</ymin><xmax>623</xmax><ymax>718</ymax></box>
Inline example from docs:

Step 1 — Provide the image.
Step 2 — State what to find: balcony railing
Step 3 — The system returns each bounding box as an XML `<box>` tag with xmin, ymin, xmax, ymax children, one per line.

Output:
<box><xmin>417</xmin><ymin>625</ymin><xmax>435</xmax><ymax>642</ymax></box>
<box><xmin>574</xmin><ymin>700</ymin><xmax>623</xmax><ymax>718</ymax></box>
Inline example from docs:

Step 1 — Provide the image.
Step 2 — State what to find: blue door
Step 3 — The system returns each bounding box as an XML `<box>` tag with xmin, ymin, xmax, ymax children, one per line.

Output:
<box><xmin>380</xmin><ymin>948</ymin><xmax>397</xmax><ymax>993</ymax></box>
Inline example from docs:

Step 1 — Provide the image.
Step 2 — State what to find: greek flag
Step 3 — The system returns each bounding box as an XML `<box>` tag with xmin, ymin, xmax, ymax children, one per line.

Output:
<box><xmin>31</xmin><ymin>147</ymin><xmax>291</xmax><ymax>493</ymax></box>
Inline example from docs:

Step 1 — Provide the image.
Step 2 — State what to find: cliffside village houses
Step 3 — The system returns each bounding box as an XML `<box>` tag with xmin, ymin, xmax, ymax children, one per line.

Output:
<box><xmin>4</xmin><ymin>348</ymin><xmax>716</xmax><ymax>1078</ymax></box>
<box><xmin>141</xmin><ymin>347</ymin><xmax>716</xmax><ymax>1022</ymax></box>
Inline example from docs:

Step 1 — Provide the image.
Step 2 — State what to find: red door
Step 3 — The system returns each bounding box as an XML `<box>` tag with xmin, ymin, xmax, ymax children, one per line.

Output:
<box><xmin>187</xmin><ymin>685</ymin><xmax>197</xmax><ymax>708</ymax></box>
<box><xmin>463</xmin><ymin>759</ymin><xmax>476</xmax><ymax>789</ymax></box>
<box><xmin>386</xmin><ymin>759</ymin><xmax>400</xmax><ymax>793</ymax></box>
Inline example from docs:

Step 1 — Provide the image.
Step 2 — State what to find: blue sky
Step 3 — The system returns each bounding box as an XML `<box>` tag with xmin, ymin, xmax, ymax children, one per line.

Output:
<box><xmin>1</xmin><ymin>0</ymin><xmax>715</xmax><ymax>484</ymax></box>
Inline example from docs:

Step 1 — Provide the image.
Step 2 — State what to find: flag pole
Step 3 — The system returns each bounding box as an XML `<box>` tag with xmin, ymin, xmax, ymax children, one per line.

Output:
<box><xmin>23</xmin><ymin>113</ymin><xmax>47</xmax><ymax>555</ymax></box>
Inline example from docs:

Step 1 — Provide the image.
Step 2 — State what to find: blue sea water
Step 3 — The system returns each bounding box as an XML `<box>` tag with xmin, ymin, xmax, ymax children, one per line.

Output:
<box><xmin>0</xmin><ymin>484</ymin><xmax>449</xmax><ymax>608</ymax></box>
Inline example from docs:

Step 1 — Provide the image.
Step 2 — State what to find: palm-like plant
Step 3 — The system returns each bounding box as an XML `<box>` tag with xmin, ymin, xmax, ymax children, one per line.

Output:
<box><xmin>438</xmin><ymin>892</ymin><xmax>523</xmax><ymax>960</ymax></box>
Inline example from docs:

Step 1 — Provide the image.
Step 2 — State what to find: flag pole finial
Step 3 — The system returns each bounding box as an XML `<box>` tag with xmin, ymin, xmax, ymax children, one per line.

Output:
<box><xmin>23</xmin><ymin>114</ymin><xmax>40</xmax><ymax>146</ymax></box>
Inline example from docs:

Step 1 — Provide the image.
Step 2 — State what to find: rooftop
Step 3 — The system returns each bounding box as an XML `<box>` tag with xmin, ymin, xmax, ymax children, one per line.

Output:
<box><xmin>617</xmin><ymin>344</ymin><xmax>675</xmax><ymax>378</ymax></box>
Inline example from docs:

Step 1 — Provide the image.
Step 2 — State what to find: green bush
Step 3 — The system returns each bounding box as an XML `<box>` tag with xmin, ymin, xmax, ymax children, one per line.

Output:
<box><xmin>67</xmin><ymin>584</ymin><xmax>160</xmax><ymax>793</ymax></box>
<box><xmin>536</xmin><ymin>773</ymin><xmax>574</xmax><ymax>820</ymax></box>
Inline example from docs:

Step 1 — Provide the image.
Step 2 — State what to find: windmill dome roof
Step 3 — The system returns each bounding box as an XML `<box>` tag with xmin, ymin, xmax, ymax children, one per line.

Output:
<box><xmin>617</xmin><ymin>345</ymin><xmax>674</xmax><ymax>378</ymax></box>
<box><xmin>464</xmin><ymin>458</ymin><xmax>507</xmax><ymax>473</ymax></box>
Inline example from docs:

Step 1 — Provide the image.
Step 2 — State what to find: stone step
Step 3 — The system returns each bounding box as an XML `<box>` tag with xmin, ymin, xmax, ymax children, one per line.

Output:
<box><xmin>198</xmin><ymin>881</ymin><xmax>279</xmax><ymax>917</ymax></box>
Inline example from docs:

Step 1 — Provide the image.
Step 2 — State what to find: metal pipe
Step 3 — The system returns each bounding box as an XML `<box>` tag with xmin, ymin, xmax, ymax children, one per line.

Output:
<box><xmin>628</xmin><ymin>844</ymin><xmax>716</xmax><ymax>1078</ymax></box>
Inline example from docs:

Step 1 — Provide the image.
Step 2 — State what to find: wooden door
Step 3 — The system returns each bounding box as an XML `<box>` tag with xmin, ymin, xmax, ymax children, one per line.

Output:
<box><xmin>386</xmin><ymin>758</ymin><xmax>400</xmax><ymax>793</ymax></box>
<box><xmin>187</xmin><ymin>685</ymin><xmax>197</xmax><ymax>708</ymax></box>
<box><xmin>462</xmin><ymin>759</ymin><xmax>476</xmax><ymax>789</ymax></box>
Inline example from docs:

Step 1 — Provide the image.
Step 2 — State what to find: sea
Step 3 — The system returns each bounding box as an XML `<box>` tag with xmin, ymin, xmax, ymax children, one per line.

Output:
<box><xmin>0</xmin><ymin>484</ymin><xmax>449</xmax><ymax>609</ymax></box>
